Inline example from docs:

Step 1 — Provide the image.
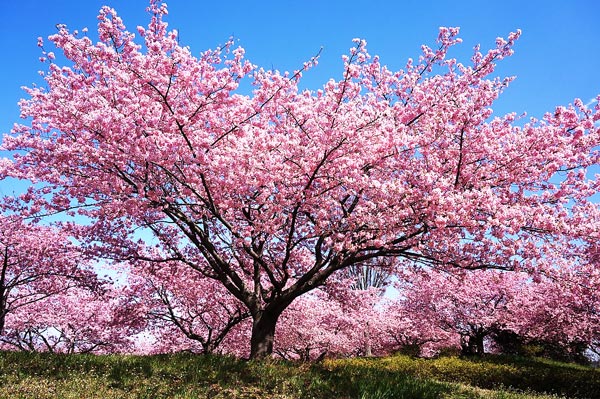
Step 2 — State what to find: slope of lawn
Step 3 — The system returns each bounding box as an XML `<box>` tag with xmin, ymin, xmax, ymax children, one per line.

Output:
<box><xmin>0</xmin><ymin>351</ymin><xmax>598</xmax><ymax>399</ymax></box>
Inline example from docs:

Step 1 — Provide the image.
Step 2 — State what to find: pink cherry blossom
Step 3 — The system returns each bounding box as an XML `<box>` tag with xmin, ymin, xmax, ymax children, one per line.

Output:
<box><xmin>2</xmin><ymin>2</ymin><xmax>599</xmax><ymax>358</ymax></box>
<box><xmin>0</xmin><ymin>209</ymin><xmax>99</xmax><ymax>337</ymax></box>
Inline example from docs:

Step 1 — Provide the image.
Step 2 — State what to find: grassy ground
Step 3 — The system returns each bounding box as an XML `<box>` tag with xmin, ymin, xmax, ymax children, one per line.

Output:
<box><xmin>0</xmin><ymin>351</ymin><xmax>598</xmax><ymax>398</ymax></box>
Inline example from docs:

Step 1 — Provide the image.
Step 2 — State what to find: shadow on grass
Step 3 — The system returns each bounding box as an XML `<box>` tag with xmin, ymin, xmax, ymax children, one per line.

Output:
<box><xmin>431</xmin><ymin>354</ymin><xmax>600</xmax><ymax>398</ymax></box>
<box><xmin>317</xmin><ymin>360</ymin><xmax>455</xmax><ymax>399</ymax></box>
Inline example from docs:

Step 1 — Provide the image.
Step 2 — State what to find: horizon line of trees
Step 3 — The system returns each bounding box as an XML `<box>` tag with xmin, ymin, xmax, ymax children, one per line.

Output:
<box><xmin>1</xmin><ymin>214</ymin><xmax>597</xmax><ymax>364</ymax></box>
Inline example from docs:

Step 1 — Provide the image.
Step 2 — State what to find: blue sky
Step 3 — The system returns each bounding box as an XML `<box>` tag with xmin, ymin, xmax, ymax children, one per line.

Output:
<box><xmin>1</xmin><ymin>0</ymin><xmax>599</xmax><ymax>196</ymax></box>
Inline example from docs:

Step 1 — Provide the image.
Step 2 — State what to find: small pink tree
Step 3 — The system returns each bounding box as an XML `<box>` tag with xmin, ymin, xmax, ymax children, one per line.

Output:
<box><xmin>0</xmin><ymin>285</ymin><xmax>140</xmax><ymax>354</ymax></box>
<box><xmin>385</xmin><ymin>261</ymin><xmax>600</xmax><ymax>359</ymax></box>
<box><xmin>3</xmin><ymin>2</ymin><xmax>599</xmax><ymax>357</ymax></box>
<box><xmin>388</xmin><ymin>268</ymin><xmax>530</xmax><ymax>356</ymax></box>
<box><xmin>509</xmin><ymin>249</ymin><xmax>600</xmax><ymax>360</ymax></box>
<box><xmin>380</xmin><ymin>297</ymin><xmax>457</xmax><ymax>357</ymax></box>
<box><xmin>274</xmin><ymin>287</ymin><xmax>382</xmax><ymax>360</ymax></box>
<box><xmin>0</xmin><ymin>212</ymin><xmax>98</xmax><ymax>336</ymax></box>
<box><xmin>128</xmin><ymin>260</ymin><xmax>249</xmax><ymax>354</ymax></box>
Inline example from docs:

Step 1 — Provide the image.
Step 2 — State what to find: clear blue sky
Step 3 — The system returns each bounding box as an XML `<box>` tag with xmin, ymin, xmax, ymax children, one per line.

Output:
<box><xmin>1</xmin><ymin>0</ymin><xmax>599</xmax><ymax>195</ymax></box>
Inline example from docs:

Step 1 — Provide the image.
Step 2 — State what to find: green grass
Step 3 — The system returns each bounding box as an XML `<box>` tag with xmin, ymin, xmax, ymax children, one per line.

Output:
<box><xmin>0</xmin><ymin>351</ymin><xmax>597</xmax><ymax>398</ymax></box>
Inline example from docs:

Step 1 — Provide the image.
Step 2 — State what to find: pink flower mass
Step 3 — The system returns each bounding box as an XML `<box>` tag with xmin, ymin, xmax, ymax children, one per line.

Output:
<box><xmin>0</xmin><ymin>1</ymin><xmax>598</xmax><ymax>359</ymax></box>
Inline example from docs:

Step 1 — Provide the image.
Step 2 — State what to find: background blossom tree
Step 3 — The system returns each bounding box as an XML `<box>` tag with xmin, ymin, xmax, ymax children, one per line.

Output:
<box><xmin>275</xmin><ymin>286</ymin><xmax>382</xmax><ymax>360</ymax></box>
<box><xmin>0</xmin><ymin>211</ymin><xmax>98</xmax><ymax>336</ymax></box>
<box><xmin>127</xmin><ymin>260</ymin><xmax>250</xmax><ymax>354</ymax></box>
<box><xmin>0</xmin><ymin>286</ymin><xmax>140</xmax><ymax>354</ymax></box>
<box><xmin>2</xmin><ymin>1</ymin><xmax>599</xmax><ymax>358</ymax></box>
<box><xmin>390</xmin><ymin>269</ymin><xmax>529</xmax><ymax>356</ymax></box>
<box><xmin>507</xmin><ymin>247</ymin><xmax>600</xmax><ymax>362</ymax></box>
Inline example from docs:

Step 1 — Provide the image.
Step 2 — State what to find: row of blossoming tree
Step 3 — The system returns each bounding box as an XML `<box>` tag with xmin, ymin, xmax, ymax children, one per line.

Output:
<box><xmin>1</xmin><ymin>230</ymin><xmax>598</xmax><ymax>361</ymax></box>
<box><xmin>0</xmin><ymin>1</ymin><xmax>598</xmax><ymax>359</ymax></box>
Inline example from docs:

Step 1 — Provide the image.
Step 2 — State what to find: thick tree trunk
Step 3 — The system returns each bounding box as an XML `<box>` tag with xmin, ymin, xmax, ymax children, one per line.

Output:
<box><xmin>474</xmin><ymin>335</ymin><xmax>485</xmax><ymax>355</ymax></box>
<box><xmin>249</xmin><ymin>310</ymin><xmax>281</xmax><ymax>359</ymax></box>
<box><xmin>461</xmin><ymin>333</ymin><xmax>486</xmax><ymax>356</ymax></box>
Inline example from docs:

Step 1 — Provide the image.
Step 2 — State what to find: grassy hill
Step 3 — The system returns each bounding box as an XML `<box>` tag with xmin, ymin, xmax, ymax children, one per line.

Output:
<box><xmin>1</xmin><ymin>351</ymin><xmax>598</xmax><ymax>398</ymax></box>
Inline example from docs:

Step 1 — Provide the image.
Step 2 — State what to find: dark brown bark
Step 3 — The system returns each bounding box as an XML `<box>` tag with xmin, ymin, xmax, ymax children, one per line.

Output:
<box><xmin>249</xmin><ymin>309</ymin><xmax>281</xmax><ymax>359</ymax></box>
<box><xmin>461</xmin><ymin>331</ymin><xmax>486</xmax><ymax>356</ymax></box>
<box><xmin>0</xmin><ymin>246</ymin><xmax>8</xmax><ymax>334</ymax></box>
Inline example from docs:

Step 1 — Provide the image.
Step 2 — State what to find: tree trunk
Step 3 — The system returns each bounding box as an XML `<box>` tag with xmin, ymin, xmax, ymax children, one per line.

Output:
<box><xmin>0</xmin><ymin>248</ymin><xmax>7</xmax><ymax>334</ymax></box>
<box><xmin>474</xmin><ymin>334</ymin><xmax>485</xmax><ymax>356</ymax></box>
<box><xmin>249</xmin><ymin>309</ymin><xmax>281</xmax><ymax>359</ymax></box>
<box><xmin>461</xmin><ymin>333</ymin><xmax>485</xmax><ymax>356</ymax></box>
<box><xmin>460</xmin><ymin>335</ymin><xmax>470</xmax><ymax>356</ymax></box>
<box><xmin>0</xmin><ymin>310</ymin><xmax>5</xmax><ymax>335</ymax></box>
<box><xmin>364</xmin><ymin>321</ymin><xmax>372</xmax><ymax>356</ymax></box>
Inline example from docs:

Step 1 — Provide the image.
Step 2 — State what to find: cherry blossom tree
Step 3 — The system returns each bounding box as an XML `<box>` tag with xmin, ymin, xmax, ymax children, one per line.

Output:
<box><xmin>508</xmin><ymin>247</ymin><xmax>600</xmax><ymax>361</ymax></box>
<box><xmin>392</xmin><ymin>268</ymin><xmax>530</xmax><ymax>356</ymax></box>
<box><xmin>0</xmin><ymin>286</ymin><xmax>141</xmax><ymax>354</ymax></box>
<box><xmin>2</xmin><ymin>1</ymin><xmax>599</xmax><ymax>357</ymax></box>
<box><xmin>274</xmin><ymin>287</ymin><xmax>382</xmax><ymax>360</ymax></box>
<box><xmin>583</xmin><ymin>243</ymin><xmax>600</xmax><ymax>358</ymax></box>
<box><xmin>274</xmin><ymin>292</ymin><xmax>353</xmax><ymax>361</ymax></box>
<box><xmin>384</xmin><ymin>260</ymin><xmax>600</xmax><ymax>359</ymax></box>
<box><xmin>0</xmin><ymin>212</ymin><xmax>98</xmax><ymax>336</ymax></box>
<box><xmin>127</xmin><ymin>260</ymin><xmax>250</xmax><ymax>354</ymax></box>
<box><xmin>379</xmin><ymin>294</ymin><xmax>457</xmax><ymax>357</ymax></box>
